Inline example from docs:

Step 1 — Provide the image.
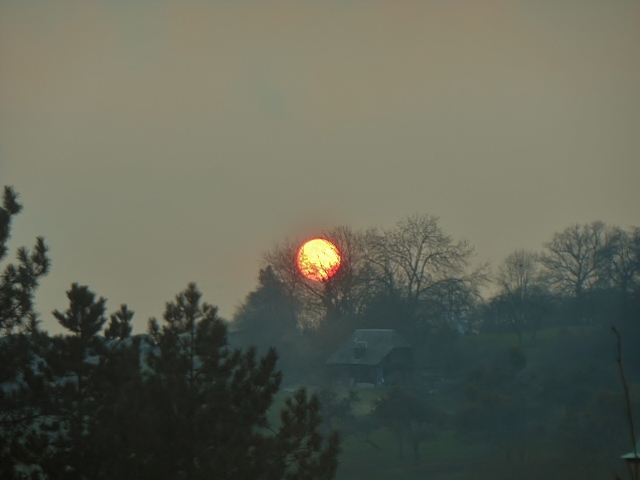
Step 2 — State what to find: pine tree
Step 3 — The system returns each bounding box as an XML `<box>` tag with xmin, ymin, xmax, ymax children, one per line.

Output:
<box><xmin>233</xmin><ymin>266</ymin><xmax>305</xmax><ymax>381</ymax></box>
<box><xmin>0</xmin><ymin>186</ymin><xmax>50</xmax><ymax>334</ymax></box>
<box><xmin>127</xmin><ymin>282</ymin><xmax>341</xmax><ymax>480</ymax></box>
<box><xmin>105</xmin><ymin>304</ymin><xmax>134</xmax><ymax>340</ymax></box>
<box><xmin>2</xmin><ymin>255</ymin><xmax>339</xmax><ymax>478</ymax></box>
<box><xmin>85</xmin><ymin>304</ymin><xmax>143</xmax><ymax>479</ymax></box>
<box><xmin>45</xmin><ymin>284</ymin><xmax>108</xmax><ymax>478</ymax></box>
<box><xmin>0</xmin><ymin>186</ymin><xmax>50</xmax><ymax>479</ymax></box>
<box><xmin>235</xmin><ymin>266</ymin><xmax>298</xmax><ymax>336</ymax></box>
<box><xmin>52</xmin><ymin>283</ymin><xmax>107</xmax><ymax>341</ymax></box>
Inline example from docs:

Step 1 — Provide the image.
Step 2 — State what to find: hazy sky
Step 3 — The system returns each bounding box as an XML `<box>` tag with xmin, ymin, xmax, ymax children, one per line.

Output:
<box><xmin>1</xmin><ymin>0</ymin><xmax>639</xmax><ymax>334</ymax></box>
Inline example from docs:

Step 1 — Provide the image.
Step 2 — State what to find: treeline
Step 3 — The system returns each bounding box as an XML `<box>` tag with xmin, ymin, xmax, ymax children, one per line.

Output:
<box><xmin>233</xmin><ymin>215</ymin><xmax>640</xmax><ymax>379</ymax></box>
<box><xmin>230</xmin><ymin>214</ymin><xmax>639</xmax><ymax>479</ymax></box>
<box><xmin>482</xmin><ymin>221</ymin><xmax>640</xmax><ymax>342</ymax></box>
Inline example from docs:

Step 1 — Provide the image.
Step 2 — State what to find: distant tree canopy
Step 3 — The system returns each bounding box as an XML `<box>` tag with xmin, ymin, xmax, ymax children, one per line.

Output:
<box><xmin>363</xmin><ymin>215</ymin><xmax>486</xmax><ymax>340</ymax></box>
<box><xmin>233</xmin><ymin>265</ymin><xmax>299</xmax><ymax>352</ymax></box>
<box><xmin>607</xmin><ymin>226</ymin><xmax>640</xmax><ymax>297</ymax></box>
<box><xmin>258</xmin><ymin>215</ymin><xmax>486</xmax><ymax>347</ymax></box>
<box><xmin>490</xmin><ymin>250</ymin><xmax>549</xmax><ymax>343</ymax></box>
<box><xmin>373</xmin><ymin>386</ymin><xmax>444</xmax><ymax>464</ymax></box>
<box><xmin>540</xmin><ymin>222</ymin><xmax>640</xmax><ymax>327</ymax></box>
<box><xmin>240</xmin><ymin>217</ymin><xmax>640</xmax><ymax>382</ymax></box>
<box><xmin>542</xmin><ymin>221</ymin><xmax>615</xmax><ymax>299</ymax></box>
<box><xmin>261</xmin><ymin>226</ymin><xmax>374</xmax><ymax>331</ymax></box>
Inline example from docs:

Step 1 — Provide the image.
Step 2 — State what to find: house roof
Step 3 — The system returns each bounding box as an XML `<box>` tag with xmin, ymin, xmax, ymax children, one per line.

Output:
<box><xmin>326</xmin><ymin>329</ymin><xmax>411</xmax><ymax>366</ymax></box>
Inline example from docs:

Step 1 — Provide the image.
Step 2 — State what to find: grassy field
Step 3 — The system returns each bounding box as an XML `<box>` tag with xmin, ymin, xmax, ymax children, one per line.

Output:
<box><xmin>270</xmin><ymin>325</ymin><xmax>634</xmax><ymax>480</ymax></box>
<box><xmin>269</xmin><ymin>384</ymin><xmax>484</xmax><ymax>480</ymax></box>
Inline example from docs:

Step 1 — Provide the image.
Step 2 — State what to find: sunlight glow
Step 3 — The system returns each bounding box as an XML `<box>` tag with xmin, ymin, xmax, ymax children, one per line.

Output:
<box><xmin>296</xmin><ymin>238</ymin><xmax>341</xmax><ymax>282</ymax></box>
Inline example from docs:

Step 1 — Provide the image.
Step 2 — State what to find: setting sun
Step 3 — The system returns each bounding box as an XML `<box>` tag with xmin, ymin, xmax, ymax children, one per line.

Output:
<box><xmin>296</xmin><ymin>238</ymin><xmax>341</xmax><ymax>282</ymax></box>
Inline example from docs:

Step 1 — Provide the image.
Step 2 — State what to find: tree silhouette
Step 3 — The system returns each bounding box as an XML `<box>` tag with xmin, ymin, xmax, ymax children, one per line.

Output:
<box><xmin>138</xmin><ymin>283</ymin><xmax>340</xmax><ymax>480</ymax></box>
<box><xmin>365</xmin><ymin>214</ymin><xmax>486</xmax><ymax>341</ymax></box>
<box><xmin>0</xmin><ymin>186</ymin><xmax>50</xmax><ymax>335</ymax></box>
<box><xmin>374</xmin><ymin>386</ymin><xmax>444</xmax><ymax>464</ymax></box>
<box><xmin>262</xmin><ymin>226</ymin><xmax>372</xmax><ymax>333</ymax></box>
<box><xmin>53</xmin><ymin>283</ymin><xmax>107</xmax><ymax>341</ymax></box>
<box><xmin>43</xmin><ymin>284</ymin><xmax>109</xmax><ymax>477</ymax></box>
<box><xmin>104</xmin><ymin>304</ymin><xmax>134</xmax><ymax>340</ymax></box>
<box><xmin>0</xmin><ymin>186</ymin><xmax>50</xmax><ymax>478</ymax></box>
<box><xmin>2</xmin><ymin>282</ymin><xmax>341</xmax><ymax>479</ymax></box>
<box><xmin>234</xmin><ymin>266</ymin><xmax>299</xmax><ymax>351</ymax></box>
<box><xmin>542</xmin><ymin>222</ymin><xmax>615</xmax><ymax>325</ymax></box>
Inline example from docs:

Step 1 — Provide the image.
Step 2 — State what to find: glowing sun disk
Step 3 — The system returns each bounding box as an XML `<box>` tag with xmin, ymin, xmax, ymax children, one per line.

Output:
<box><xmin>296</xmin><ymin>239</ymin><xmax>341</xmax><ymax>282</ymax></box>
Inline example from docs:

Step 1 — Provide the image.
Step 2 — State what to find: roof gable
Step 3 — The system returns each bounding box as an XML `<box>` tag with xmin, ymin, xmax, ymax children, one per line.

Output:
<box><xmin>326</xmin><ymin>329</ymin><xmax>411</xmax><ymax>366</ymax></box>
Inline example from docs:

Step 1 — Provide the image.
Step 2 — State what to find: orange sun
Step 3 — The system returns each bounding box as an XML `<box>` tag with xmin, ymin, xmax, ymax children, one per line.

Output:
<box><xmin>296</xmin><ymin>238</ymin><xmax>341</xmax><ymax>282</ymax></box>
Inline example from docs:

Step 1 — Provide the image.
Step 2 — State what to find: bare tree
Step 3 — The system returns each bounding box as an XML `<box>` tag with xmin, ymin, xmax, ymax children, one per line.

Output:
<box><xmin>262</xmin><ymin>217</ymin><xmax>485</xmax><ymax>341</ymax></box>
<box><xmin>495</xmin><ymin>249</ymin><xmax>548</xmax><ymax>343</ymax></box>
<box><xmin>542</xmin><ymin>222</ymin><xmax>614</xmax><ymax>296</ymax></box>
<box><xmin>261</xmin><ymin>238</ymin><xmax>304</xmax><ymax>325</ymax></box>
<box><xmin>542</xmin><ymin>221</ymin><xmax>616</xmax><ymax>325</ymax></box>
<box><xmin>607</xmin><ymin>226</ymin><xmax>640</xmax><ymax>298</ymax></box>
<box><xmin>497</xmin><ymin>250</ymin><xmax>542</xmax><ymax>297</ymax></box>
<box><xmin>365</xmin><ymin>215</ymin><xmax>486</xmax><ymax>338</ymax></box>
<box><xmin>315</xmin><ymin>225</ymin><xmax>375</xmax><ymax>322</ymax></box>
<box><xmin>262</xmin><ymin>226</ymin><xmax>372</xmax><ymax>330</ymax></box>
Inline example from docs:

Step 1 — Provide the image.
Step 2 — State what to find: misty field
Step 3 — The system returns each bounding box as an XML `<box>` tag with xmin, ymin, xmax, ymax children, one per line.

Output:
<box><xmin>272</xmin><ymin>326</ymin><xmax>638</xmax><ymax>480</ymax></box>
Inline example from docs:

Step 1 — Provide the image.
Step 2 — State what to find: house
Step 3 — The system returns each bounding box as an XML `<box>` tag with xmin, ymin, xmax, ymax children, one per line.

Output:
<box><xmin>326</xmin><ymin>329</ymin><xmax>414</xmax><ymax>386</ymax></box>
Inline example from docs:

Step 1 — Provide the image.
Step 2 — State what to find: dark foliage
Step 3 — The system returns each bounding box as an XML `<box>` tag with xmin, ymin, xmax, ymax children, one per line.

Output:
<box><xmin>1</xmin><ymin>283</ymin><xmax>340</xmax><ymax>480</ymax></box>
<box><xmin>374</xmin><ymin>386</ymin><xmax>445</xmax><ymax>464</ymax></box>
<box><xmin>0</xmin><ymin>186</ymin><xmax>50</xmax><ymax>335</ymax></box>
